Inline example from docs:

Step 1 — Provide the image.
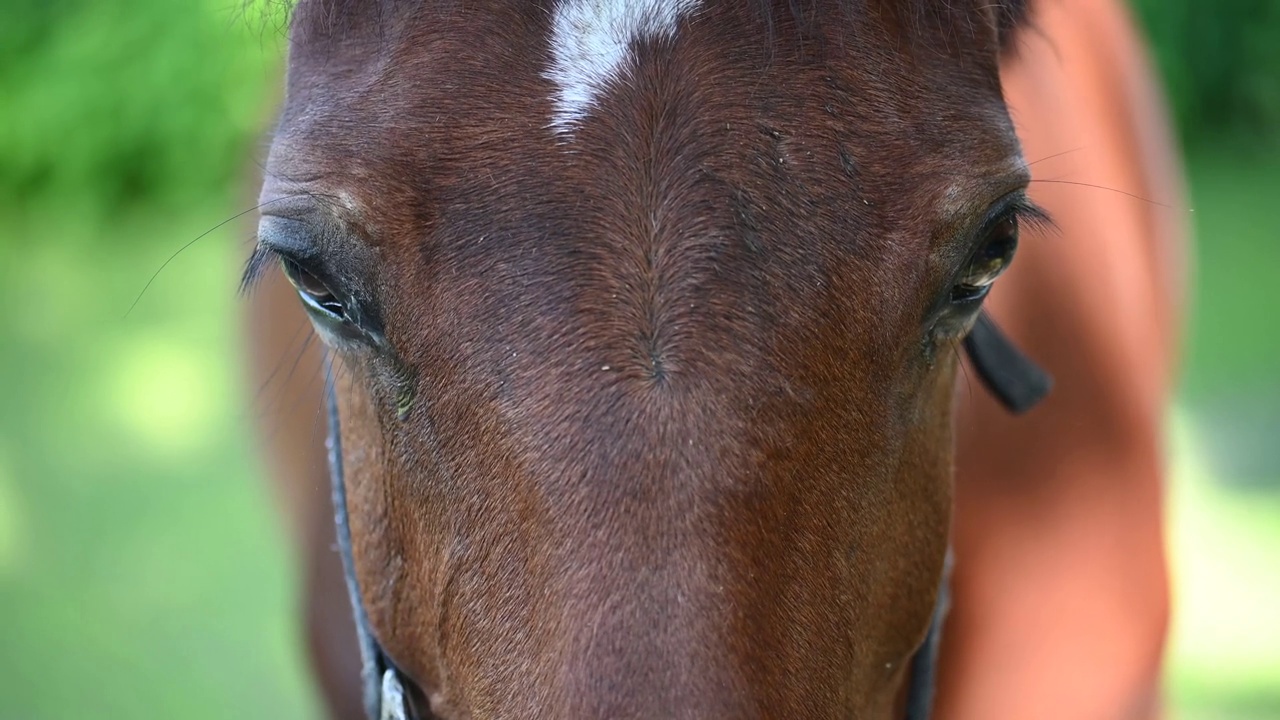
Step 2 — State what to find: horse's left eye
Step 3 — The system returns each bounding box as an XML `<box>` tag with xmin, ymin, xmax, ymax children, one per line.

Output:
<box><xmin>281</xmin><ymin>257</ymin><xmax>346</xmax><ymax>321</ymax></box>
<box><xmin>950</xmin><ymin>213</ymin><xmax>1018</xmax><ymax>306</ymax></box>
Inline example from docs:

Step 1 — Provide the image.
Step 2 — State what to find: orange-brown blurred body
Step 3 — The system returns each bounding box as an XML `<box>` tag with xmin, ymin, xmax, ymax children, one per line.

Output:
<box><xmin>245</xmin><ymin>0</ymin><xmax>1185</xmax><ymax>717</ymax></box>
<box><xmin>937</xmin><ymin>0</ymin><xmax>1186</xmax><ymax>718</ymax></box>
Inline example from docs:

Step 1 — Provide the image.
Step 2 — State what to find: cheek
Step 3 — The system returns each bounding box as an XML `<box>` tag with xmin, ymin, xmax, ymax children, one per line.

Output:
<box><xmin>895</xmin><ymin>349</ymin><xmax>962</xmax><ymax>542</ymax></box>
<box><xmin>333</xmin><ymin>364</ymin><xmax>402</xmax><ymax>628</ymax></box>
<box><xmin>910</xmin><ymin>347</ymin><xmax>963</xmax><ymax>481</ymax></box>
<box><xmin>862</xmin><ymin>353</ymin><xmax>960</xmax><ymax>672</ymax></box>
<box><xmin>333</xmin><ymin>362</ymin><xmax>446</xmax><ymax>686</ymax></box>
<box><xmin>901</xmin><ymin>349</ymin><xmax>962</xmax><ymax>579</ymax></box>
<box><xmin>337</xmin><ymin>359</ymin><xmax>539</xmax><ymax>706</ymax></box>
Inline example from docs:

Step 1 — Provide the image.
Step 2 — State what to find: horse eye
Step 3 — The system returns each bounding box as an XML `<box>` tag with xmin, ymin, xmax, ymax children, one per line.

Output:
<box><xmin>281</xmin><ymin>257</ymin><xmax>346</xmax><ymax>320</ymax></box>
<box><xmin>950</xmin><ymin>214</ymin><xmax>1019</xmax><ymax>305</ymax></box>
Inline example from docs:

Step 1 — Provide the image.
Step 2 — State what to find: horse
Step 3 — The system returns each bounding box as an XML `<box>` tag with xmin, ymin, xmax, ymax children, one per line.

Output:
<box><xmin>244</xmin><ymin>0</ymin><xmax>1186</xmax><ymax>717</ymax></box>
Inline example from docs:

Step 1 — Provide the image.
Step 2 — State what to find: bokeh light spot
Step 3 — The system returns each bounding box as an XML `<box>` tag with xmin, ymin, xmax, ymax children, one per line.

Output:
<box><xmin>108</xmin><ymin>335</ymin><xmax>223</xmax><ymax>457</ymax></box>
<box><xmin>0</xmin><ymin>448</ymin><xmax>23</xmax><ymax>575</ymax></box>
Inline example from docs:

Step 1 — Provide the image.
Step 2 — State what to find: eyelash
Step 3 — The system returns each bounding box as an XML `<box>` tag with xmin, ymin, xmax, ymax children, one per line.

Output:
<box><xmin>998</xmin><ymin>196</ymin><xmax>1055</xmax><ymax>236</ymax></box>
<box><xmin>239</xmin><ymin>243</ymin><xmax>285</xmax><ymax>296</ymax></box>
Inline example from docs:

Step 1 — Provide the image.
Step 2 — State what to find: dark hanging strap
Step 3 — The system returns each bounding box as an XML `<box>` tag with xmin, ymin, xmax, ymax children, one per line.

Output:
<box><xmin>962</xmin><ymin>311</ymin><xmax>1053</xmax><ymax>414</ymax></box>
<box><xmin>903</xmin><ymin>552</ymin><xmax>953</xmax><ymax>720</ymax></box>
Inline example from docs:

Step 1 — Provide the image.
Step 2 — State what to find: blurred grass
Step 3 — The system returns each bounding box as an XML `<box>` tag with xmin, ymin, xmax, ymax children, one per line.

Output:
<box><xmin>1167</xmin><ymin>410</ymin><xmax>1280</xmax><ymax>720</ymax></box>
<box><xmin>1180</xmin><ymin>153</ymin><xmax>1280</xmax><ymax>400</ymax></box>
<box><xmin>0</xmin><ymin>208</ymin><xmax>318</xmax><ymax>719</ymax></box>
<box><xmin>0</xmin><ymin>0</ymin><xmax>1277</xmax><ymax>718</ymax></box>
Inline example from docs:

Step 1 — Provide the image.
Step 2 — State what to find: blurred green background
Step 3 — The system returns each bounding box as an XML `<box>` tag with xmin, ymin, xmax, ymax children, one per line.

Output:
<box><xmin>0</xmin><ymin>1</ymin><xmax>1276</xmax><ymax>718</ymax></box>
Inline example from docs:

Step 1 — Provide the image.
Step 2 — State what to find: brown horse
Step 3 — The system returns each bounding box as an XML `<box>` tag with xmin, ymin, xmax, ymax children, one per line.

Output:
<box><xmin>245</xmin><ymin>0</ymin><xmax>1185</xmax><ymax>718</ymax></box>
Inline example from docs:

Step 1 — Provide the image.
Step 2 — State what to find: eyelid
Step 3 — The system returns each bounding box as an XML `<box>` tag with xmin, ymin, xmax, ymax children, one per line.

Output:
<box><xmin>280</xmin><ymin>255</ymin><xmax>341</xmax><ymax>303</ymax></box>
<box><xmin>242</xmin><ymin>213</ymin><xmax>390</xmax><ymax>351</ymax></box>
<box><xmin>952</xmin><ymin>192</ymin><xmax>1044</xmax><ymax>278</ymax></box>
<box><xmin>923</xmin><ymin>191</ymin><xmax>1048</xmax><ymax>328</ymax></box>
<box><xmin>242</xmin><ymin>214</ymin><xmax>326</xmax><ymax>294</ymax></box>
<box><xmin>243</xmin><ymin>212</ymin><xmax>356</xmax><ymax>300</ymax></box>
<box><xmin>278</xmin><ymin>248</ymin><xmax>345</xmax><ymax>297</ymax></box>
<box><xmin>240</xmin><ymin>241</ymin><xmax>344</xmax><ymax>299</ymax></box>
<box><xmin>990</xmin><ymin>193</ymin><xmax>1054</xmax><ymax>236</ymax></box>
<box><xmin>258</xmin><ymin>214</ymin><xmax>322</xmax><ymax>257</ymax></box>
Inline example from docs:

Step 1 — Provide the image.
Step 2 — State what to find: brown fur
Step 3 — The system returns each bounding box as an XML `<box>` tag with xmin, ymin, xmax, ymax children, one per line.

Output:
<box><xmin>245</xmin><ymin>0</ymin><xmax>1183</xmax><ymax>717</ymax></box>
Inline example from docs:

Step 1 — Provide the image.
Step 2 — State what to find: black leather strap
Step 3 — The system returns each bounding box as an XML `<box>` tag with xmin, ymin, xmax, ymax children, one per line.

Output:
<box><xmin>904</xmin><ymin>552</ymin><xmax>952</xmax><ymax>720</ymax></box>
<box><xmin>963</xmin><ymin>311</ymin><xmax>1053</xmax><ymax>414</ymax></box>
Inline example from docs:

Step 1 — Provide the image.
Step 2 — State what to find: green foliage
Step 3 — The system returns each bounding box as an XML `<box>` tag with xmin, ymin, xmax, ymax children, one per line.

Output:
<box><xmin>1130</xmin><ymin>0</ymin><xmax>1280</xmax><ymax>148</ymax></box>
<box><xmin>1180</xmin><ymin>152</ymin><xmax>1280</xmax><ymax>398</ymax></box>
<box><xmin>0</xmin><ymin>208</ymin><xmax>319</xmax><ymax>720</ymax></box>
<box><xmin>0</xmin><ymin>0</ymin><xmax>287</xmax><ymax>213</ymax></box>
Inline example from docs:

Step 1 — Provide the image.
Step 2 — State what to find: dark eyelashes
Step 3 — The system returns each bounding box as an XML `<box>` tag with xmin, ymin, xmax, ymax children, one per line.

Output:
<box><xmin>239</xmin><ymin>242</ymin><xmax>338</xmax><ymax>300</ymax></box>
<box><xmin>238</xmin><ymin>242</ymin><xmax>280</xmax><ymax>296</ymax></box>
<box><xmin>239</xmin><ymin>241</ymin><xmax>333</xmax><ymax>297</ymax></box>
<box><xmin>1003</xmin><ymin>196</ymin><xmax>1056</xmax><ymax>237</ymax></box>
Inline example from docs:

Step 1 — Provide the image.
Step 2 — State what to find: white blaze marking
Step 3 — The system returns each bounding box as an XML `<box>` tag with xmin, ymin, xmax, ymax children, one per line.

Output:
<box><xmin>545</xmin><ymin>0</ymin><xmax>700</xmax><ymax>134</ymax></box>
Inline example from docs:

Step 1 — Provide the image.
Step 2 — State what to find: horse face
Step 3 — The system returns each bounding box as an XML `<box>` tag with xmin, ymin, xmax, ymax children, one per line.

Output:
<box><xmin>256</xmin><ymin>0</ymin><xmax>1030</xmax><ymax>716</ymax></box>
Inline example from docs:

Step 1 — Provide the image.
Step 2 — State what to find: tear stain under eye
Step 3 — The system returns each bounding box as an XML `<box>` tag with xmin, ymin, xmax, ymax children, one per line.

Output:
<box><xmin>396</xmin><ymin>382</ymin><xmax>416</xmax><ymax>421</ymax></box>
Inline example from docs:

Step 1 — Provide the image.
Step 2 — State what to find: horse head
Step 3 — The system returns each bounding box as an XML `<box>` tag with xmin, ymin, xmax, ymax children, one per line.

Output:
<box><xmin>253</xmin><ymin>1</ymin><xmax>1044</xmax><ymax>716</ymax></box>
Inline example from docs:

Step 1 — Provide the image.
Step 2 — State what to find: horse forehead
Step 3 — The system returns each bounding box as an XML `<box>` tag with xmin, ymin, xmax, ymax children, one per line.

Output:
<box><xmin>283</xmin><ymin>0</ymin><xmax>1003</xmax><ymax>96</ymax></box>
<box><xmin>274</xmin><ymin>0</ymin><xmax>1015</xmax><ymax>227</ymax></box>
<box><xmin>545</xmin><ymin>0</ymin><xmax>701</xmax><ymax>133</ymax></box>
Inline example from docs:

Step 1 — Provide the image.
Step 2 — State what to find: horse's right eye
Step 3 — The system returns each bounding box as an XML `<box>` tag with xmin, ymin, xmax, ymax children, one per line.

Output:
<box><xmin>281</xmin><ymin>257</ymin><xmax>347</xmax><ymax>322</ymax></box>
<box><xmin>950</xmin><ymin>213</ymin><xmax>1019</xmax><ymax>307</ymax></box>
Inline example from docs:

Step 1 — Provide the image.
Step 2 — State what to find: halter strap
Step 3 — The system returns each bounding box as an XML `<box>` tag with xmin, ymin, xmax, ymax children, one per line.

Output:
<box><xmin>323</xmin><ymin>310</ymin><xmax>1048</xmax><ymax>720</ymax></box>
<box><xmin>963</xmin><ymin>311</ymin><xmax>1053</xmax><ymax>414</ymax></box>
<box><xmin>905</xmin><ymin>553</ymin><xmax>952</xmax><ymax>720</ymax></box>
